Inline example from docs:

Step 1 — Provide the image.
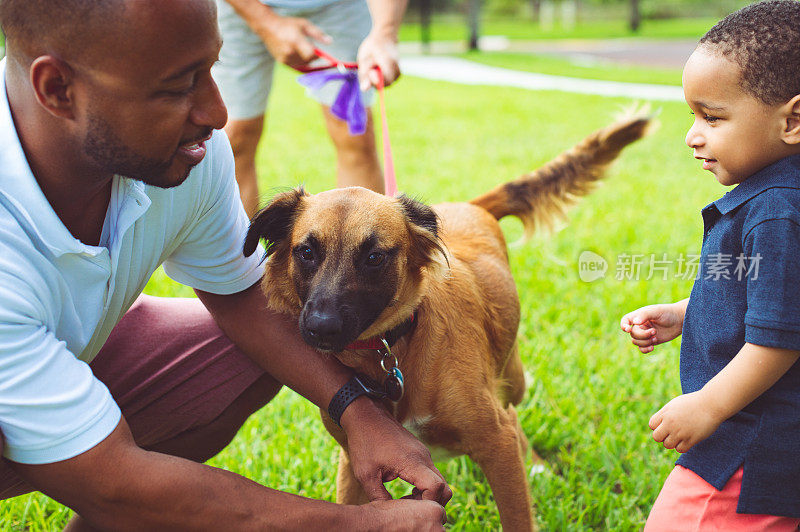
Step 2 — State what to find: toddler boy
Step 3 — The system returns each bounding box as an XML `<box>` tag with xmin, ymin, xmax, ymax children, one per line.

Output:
<box><xmin>621</xmin><ymin>1</ymin><xmax>800</xmax><ymax>528</ymax></box>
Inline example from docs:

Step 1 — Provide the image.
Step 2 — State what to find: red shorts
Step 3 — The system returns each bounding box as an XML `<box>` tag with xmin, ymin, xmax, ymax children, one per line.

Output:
<box><xmin>646</xmin><ymin>465</ymin><xmax>800</xmax><ymax>531</ymax></box>
<box><xmin>0</xmin><ymin>295</ymin><xmax>271</xmax><ymax>499</ymax></box>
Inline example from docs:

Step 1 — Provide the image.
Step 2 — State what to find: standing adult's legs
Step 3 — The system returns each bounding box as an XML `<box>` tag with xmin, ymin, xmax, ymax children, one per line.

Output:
<box><xmin>322</xmin><ymin>107</ymin><xmax>384</xmax><ymax>194</ymax></box>
<box><xmin>225</xmin><ymin>115</ymin><xmax>265</xmax><ymax>219</ymax></box>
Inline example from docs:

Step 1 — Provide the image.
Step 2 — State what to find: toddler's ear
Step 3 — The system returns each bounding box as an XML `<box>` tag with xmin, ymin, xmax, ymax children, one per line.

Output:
<box><xmin>781</xmin><ymin>94</ymin><xmax>800</xmax><ymax>145</ymax></box>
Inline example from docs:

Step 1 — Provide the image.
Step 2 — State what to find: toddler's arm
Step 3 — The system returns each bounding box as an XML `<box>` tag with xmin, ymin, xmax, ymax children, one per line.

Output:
<box><xmin>649</xmin><ymin>343</ymin><xmax>800</xmax><ymax>453</ymax></box>
<box><xmin>620</xmin><ymin>298</ymin><xmax>688</xmax><ymax>353</ymax></box>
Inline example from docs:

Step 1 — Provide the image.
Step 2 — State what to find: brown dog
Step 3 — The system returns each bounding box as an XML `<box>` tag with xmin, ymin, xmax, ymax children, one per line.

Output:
<box><xmin>244</xmin><ymin>113</ymin><xmax>651</xmax><ymax>531</ymax></box>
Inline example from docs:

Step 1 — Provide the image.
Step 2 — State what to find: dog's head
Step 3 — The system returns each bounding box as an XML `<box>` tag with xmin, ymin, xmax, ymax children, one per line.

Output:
<box><xmin>244</xmin><ymin>187</ymin><xmax>448</xmax><ymax>352</ymax></box>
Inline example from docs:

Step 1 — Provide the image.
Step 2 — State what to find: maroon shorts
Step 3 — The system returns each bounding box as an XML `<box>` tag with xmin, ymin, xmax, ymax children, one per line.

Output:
<box><xmin>0</xmin><ymin>295</ymin><xmax>271</xmax><ymax>499</ymax></box>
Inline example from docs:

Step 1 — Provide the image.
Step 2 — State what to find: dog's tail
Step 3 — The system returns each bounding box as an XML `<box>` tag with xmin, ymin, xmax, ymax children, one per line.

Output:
<box><xmin>469</xmin><ymin>109</ymin><xmax>653</xmax><ymax>237</ymax></box>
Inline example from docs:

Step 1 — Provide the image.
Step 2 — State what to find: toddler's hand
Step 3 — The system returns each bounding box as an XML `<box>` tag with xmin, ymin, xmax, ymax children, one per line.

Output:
<box><xmin>649</xmin><ymin>391</ymin><xmax>721</xmax><ymax>453</ymax></box>
<box><xmin>620</xmin><ymin>303</ymin><xmax>684</xmax><ymax>353</ymax></box>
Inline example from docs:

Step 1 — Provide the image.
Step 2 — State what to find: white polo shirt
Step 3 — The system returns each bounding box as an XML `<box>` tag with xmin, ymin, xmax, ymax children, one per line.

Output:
<box><xmin>0</xmin><ymin>58</ymin><xmax>265</xmax><ymax>464</ymax></box>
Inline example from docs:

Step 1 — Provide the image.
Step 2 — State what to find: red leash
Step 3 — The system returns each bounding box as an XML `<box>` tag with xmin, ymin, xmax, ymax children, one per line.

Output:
<box><xmin>293</xmin><ymin>47</ymin><xmax>357</xmax><ymax>72</ymax></box>
<box><xmin>293</xmin><ymin>48</ymin><xmax>398</xmax><ymax>197</ymax></box>
<box><xmin>374</xmin><ymin>67</ymin><xmax>397</xmax><ymax>197</ymax></box>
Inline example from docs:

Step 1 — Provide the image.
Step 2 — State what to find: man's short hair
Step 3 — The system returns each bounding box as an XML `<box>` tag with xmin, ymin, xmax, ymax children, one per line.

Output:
<box><xmin>699</xmin><ymin>0</ymin><xmax>800</xmax><ymax>105</ymax></box>
<box><xmin>0</xmin><ymin>0</ymin><xmax>120</xmax><ymax>60</ymax></box>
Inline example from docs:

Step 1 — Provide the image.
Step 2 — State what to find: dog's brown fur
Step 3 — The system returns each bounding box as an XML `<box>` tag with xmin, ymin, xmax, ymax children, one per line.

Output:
<box><xmin>244</xmin><ymin>113</ymin><xmax>651</xmax><ymax>531</ymax></box>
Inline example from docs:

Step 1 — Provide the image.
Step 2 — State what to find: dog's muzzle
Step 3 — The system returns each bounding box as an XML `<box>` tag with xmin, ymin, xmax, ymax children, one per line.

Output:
<box><xmin>303</xmin><ymin>309</ymin><xmax>343</xmax><ymax>347</ymax></box>
<box><xmin>299</xmin><ymin>294</ymin><xmax>361</xmax><ymax>351</ymax></box>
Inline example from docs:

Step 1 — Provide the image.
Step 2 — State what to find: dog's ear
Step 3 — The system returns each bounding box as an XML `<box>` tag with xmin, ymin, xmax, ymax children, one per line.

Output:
<box><xmin>397</xmin><ymin>194</ymin><xmax>449</xmax><ymax>273</ymax></box>
<box><xmin>398</xmin><ymin>194</ymin><xmax>439</xmax><ymax>237</ymax></box>
<box><xmin>243</xmin><ymin>188</ymin><xmax>307</xmax><ymax>257</ymax></box>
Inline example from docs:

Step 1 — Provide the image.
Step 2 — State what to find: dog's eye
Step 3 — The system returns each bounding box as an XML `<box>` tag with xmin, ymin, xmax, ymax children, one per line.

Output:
<box><xmin>297</xmin><ymin>246</ymin><xmax>315</xmax><ymax>262</ymax></box>
<box><xmin>365</xmin><ymin>252</ymin><xmax>384</xmax><ymax>267</ymax></box>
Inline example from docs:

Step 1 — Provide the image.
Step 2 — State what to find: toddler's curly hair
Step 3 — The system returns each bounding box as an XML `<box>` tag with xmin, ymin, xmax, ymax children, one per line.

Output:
<box><xmin>700</xmin><ymin>0</ymin><xmax>800</xmax><ymax>105</ymax></box>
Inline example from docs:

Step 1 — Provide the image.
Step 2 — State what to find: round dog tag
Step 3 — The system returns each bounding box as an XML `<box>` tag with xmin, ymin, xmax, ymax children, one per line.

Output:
<box><xmin>384</xmin><ymin>367</ymin><xmax>404</xmax><ymax>402</ymax></box>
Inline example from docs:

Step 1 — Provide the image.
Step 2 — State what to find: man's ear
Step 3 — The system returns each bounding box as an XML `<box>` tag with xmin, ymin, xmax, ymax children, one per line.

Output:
<box><xmin>29</xmin><ymin>56</ymin><xmax>76</xmax><ymax>119</ymax></box>
<box><xmin>781</xmin><ymin>94</ymin><xmax>800</xmax><ymax>145</ymax></box>
<box><xmin>243</xmin><ymin>188</ymin><xmax>307</xmax><ymax>257</ymax></box>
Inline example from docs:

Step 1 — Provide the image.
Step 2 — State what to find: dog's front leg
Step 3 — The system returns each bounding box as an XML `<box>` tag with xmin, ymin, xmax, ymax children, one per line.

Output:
<box><xmin>335</xmin><ymin>447</ymin><xmax>371</xmax><ymax>505</ymax></box>
<box><xmin>465</xmin><ymin>400</ymin><xmax>536</xmax><ymax>532</ymax></box>
<box><xmin>319</xmin><ymin>411</ymin><xmax>372</xmax><ymax>505</ymax></box>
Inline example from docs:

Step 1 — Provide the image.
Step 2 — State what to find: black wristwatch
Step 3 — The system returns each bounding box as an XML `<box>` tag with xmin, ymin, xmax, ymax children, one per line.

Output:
<box><xmin>328</xmin><ymin>373</ymin><xmax>386</xmax><ymax>427</ymax></box>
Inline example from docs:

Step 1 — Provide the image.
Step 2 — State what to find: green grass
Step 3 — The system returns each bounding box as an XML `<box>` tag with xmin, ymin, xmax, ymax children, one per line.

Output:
<box><xmin>398</xmin><ymin>14</ymin><xmax>719</xmax><ymax>42</ymax></box>
<box><xmin>1</xmin><ymin>65</ymin><xmax>724</xmax><ymax>530</ymax></box>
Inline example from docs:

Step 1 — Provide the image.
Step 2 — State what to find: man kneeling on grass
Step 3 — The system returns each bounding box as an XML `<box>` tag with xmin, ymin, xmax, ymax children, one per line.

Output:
<box><xmin>0</xmin><ymin>1</ymin><xmax>450</xmax><ymax>529</ymax></box>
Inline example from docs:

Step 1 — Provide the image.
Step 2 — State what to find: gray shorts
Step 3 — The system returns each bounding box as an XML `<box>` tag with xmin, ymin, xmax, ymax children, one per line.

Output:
<box><xmin>213</xmin><ymin>0</ymin><xmax>374</xmax><ymax>120</ymax></box>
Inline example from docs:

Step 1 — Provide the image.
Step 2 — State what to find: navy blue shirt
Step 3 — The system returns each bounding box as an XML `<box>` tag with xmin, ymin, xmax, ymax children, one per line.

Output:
<box><xmin>677</xmin><ymin>154</ymin><xmax>800</xmax><ymax>517</ymax></box>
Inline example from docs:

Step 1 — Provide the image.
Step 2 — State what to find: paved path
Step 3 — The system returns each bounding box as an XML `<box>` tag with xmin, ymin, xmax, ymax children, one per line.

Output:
<box><xmin>400</xmin><ymin>38</ymin><xmax>697</xmax><ymax>69</ymax></box>
<box><xmin>503</xmin><ymin>38</ymin><xmax>697</xmax><ymax>69</ymax></box>
<box><xmin>399</xmin><ymin>55</ymin><xmax>685</xmax><ymax>101</ymax></box>
<box><xmin>398</xmin><ymin>38</ymin><xmax>692</xmax><ymax>101</ymax></box>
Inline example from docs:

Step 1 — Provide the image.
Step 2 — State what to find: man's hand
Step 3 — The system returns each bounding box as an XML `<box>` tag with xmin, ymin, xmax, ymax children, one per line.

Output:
<box><xmin>341</xmin><ymin>397</ymin><xmax>452</xmax><ymax>505</ymax></box>
<box><xmin>357</xmin><ymin>30</ymin><xmax>400</xmax><ymax>91</ymax></box>
<box><xmin>253</xmin><ymin>12</ymin><xmax>331</xmax><ymax>69</ymax></box>
<box><xmin>360</xmin><ymin>499</ymin><xmax>447</xmax><ymax>531</ymax></box>
<box><xmin>648</xmin><ymin>391</ymin><xmax>721</xmax><ymax>453</ymax></box>
<box><xmin>620</xmin><ymin>299</ymin><xmax>688</xmax><ymax>353</ymax></box>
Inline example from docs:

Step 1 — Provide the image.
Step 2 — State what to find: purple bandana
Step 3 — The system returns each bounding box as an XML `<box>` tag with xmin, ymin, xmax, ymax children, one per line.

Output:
<box><xmin>297</xmin><ymin>69</ymin><xmax>367</xmax><ymax>136</ymax></box>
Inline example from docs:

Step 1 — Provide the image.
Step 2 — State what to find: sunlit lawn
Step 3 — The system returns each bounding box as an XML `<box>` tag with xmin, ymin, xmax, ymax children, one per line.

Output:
<box><xmin>2</xmin><ymin>61</ymin><xmax>727</xmax><ymax>530</ymax></box>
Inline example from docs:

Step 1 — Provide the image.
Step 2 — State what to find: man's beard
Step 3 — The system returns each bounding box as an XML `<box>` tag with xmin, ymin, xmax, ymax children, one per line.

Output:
<box><xmin>83</xmin><ymin>112</ymin><xmax>192</xmax><ymax>188</ymax></box>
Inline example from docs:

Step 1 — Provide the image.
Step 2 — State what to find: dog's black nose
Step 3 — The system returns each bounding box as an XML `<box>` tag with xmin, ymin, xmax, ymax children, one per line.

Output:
<box><xmin>304</xmin><ymin>310</ymin><xmax>343</xmax><ymax>341</ymax></box>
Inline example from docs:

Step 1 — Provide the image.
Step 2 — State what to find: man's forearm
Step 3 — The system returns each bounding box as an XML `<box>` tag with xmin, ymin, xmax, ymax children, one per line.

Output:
<box><xmin>365</xmin><ymin>0</ymin><xmax>408</xmax><ymax>39</ymax></box>
<box><xmin>13</xmin><ymin>421</ymin><xmax>360</xmax><ymax>531</ymax></box>
<box><xmin>222</xmin><ymin>0</ymin><xmax>279</xmax><ymax>32</ymax></box>
<box><xmin>701</xmin><ymin>342</ymin><xmax>800</xmax><ymax>421</ymax></box>
<box><xmin>97</xmin><ymin>450</ymin><xmax>353</xmax><ymax>530</ymax></box>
